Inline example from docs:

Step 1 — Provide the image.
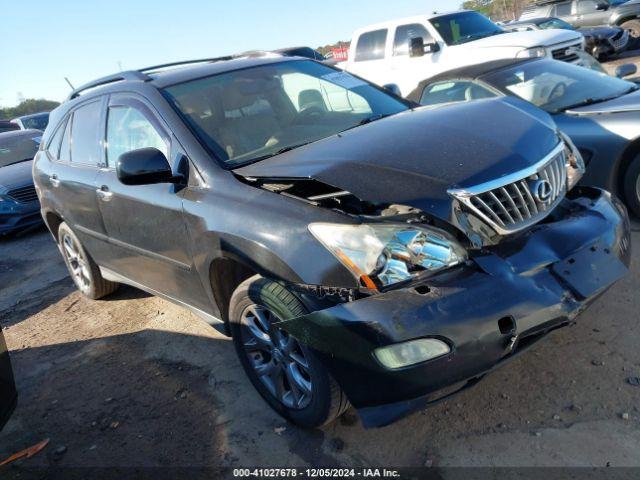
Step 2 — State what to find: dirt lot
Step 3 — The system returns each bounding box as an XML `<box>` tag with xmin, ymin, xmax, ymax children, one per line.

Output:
<box><xmin>1</xmin><ymin>54</ymin><xmax>640</xmax><ymax>475</ymax></box>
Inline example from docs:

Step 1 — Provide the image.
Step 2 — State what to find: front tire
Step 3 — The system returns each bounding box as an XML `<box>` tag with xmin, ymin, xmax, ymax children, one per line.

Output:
<box><xmin>623</xmin><ymin>155</ymin><xmax>640</xmax><ymax>218</ymax></box>
<box><xmin>58</xmin><ymin>222</ymin><xmax>118</xmax><ymax>299</ymax></box>
<box><xmin>229</xmin><ymin>275</ymin><xmax>349</xmax><ymax>428</ymax></box>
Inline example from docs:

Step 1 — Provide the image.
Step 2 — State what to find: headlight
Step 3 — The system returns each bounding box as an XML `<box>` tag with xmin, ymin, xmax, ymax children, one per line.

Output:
<box><xmin>559</xmin><ymin>132</ymin><xmax>585</xmax><ymax>190</ymax></box>
<box><xmin>374</xmin><ymin>338</ymin><xmax>451</xmax><ymax>369</ymax></box>
<box><xmin>309</xmin><ymin>223</ymin><xmax>467</xmax><ymax>289</ymax></box>
<box><xmin>516</xmin><ymin>47</ymin><xmax>546</xmax><ymax>58</ymax></box>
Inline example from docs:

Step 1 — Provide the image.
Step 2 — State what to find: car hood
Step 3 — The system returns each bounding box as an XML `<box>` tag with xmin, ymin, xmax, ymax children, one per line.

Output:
<box><xmin>468</xmin><ymin>29</ymin><xmax>581</xmax><ymax>48</ymax></box>
<box><xmin>0</xmin><ymin>160</ymin><xmax>34</xmax><ymax>190</ymax></box>
<box><xmin>235</xmin><ymin>97</ymin><xmax>559</xmax><ymax>224</ymax></box>
<box><xmin>578</xmin><ymin>26</ymin><xmax>621</xmax><ymax>38</ymax></box>
<box><xmin>565</xmin><ymin>88</ymin><xmax>640</xmax><ymax>115</ymax></box>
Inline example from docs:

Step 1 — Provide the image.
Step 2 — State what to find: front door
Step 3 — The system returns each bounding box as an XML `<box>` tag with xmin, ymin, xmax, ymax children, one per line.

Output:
<box><xmin>388</xmin><ymin>22</ymin><xmax>441</xmax><ymax>95</ymax></box>
<box><xmin>95</xmin><ymin>94</ymin><xmax>209</xmax><ymax>311</ymax></box>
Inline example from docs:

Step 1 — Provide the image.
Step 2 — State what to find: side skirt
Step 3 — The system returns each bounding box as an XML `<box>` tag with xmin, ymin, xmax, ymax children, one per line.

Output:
<box><xmin>99</xmin><ymin>266</ymin><xmax>224</xmax><ymax>328</ymax></box>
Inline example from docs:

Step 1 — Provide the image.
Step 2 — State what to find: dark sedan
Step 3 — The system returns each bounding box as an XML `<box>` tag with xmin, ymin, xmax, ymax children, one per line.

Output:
<box><xmin>0</xmin><ymin>129</ymin><xmax>42</xmax><ymax>234</ymax></box>
<box><xmin>408</xmin><ymin>58</ymin><xmax>640</xmax><ymax>217</ymax></box>
<box><xmin>504</xmin><ymin>17</ymin><xmax>629</xmax><ymax>60</ymax></box>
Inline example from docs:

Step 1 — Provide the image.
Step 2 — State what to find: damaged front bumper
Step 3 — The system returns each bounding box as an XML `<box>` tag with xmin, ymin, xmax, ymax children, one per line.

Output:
<box><xmin>275</xmin><ymin>187</ymin><xmax>631</xmax><ymax>428</ymax></box>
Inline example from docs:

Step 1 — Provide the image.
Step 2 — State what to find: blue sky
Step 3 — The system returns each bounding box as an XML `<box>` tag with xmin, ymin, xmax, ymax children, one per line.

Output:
<box><xmin>0</xmin><ymin>0</ymin><xmax>461</xmax><ymax>107</ymax></box>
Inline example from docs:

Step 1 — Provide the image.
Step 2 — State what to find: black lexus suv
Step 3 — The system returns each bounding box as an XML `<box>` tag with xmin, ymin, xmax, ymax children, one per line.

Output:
<box><xmin>33</xmin><ymin>54</ymin><xmax>631</xmax><ymax>428</ymax></box>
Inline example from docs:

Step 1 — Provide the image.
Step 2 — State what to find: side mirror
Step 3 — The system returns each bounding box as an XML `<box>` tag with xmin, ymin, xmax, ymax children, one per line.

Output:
<box><xmin>117</xmin><ymin>147</ymin><xmax>178</xmax><ymax>186</ymax></box>
<box><xmin>383</xmin><ymin>83</ymin><xmax>402</xmax><ymax>96</ymax></box>
<box><xmin>409</xmin><ymin>37</ymin><xmax>440</xmax><ymax>57</ymax></box>
<box><xmin>615</xmin><ymin>63</ymin><xmax>637</xmax><ymax>78</ymax></box>
<box><xmin>595</xmin><ymin>2</ymin><xmax>609</xmax><ymax>10</ymax></box>
<box><xmin>409</xmin><ymin>37</ymin><xmax>425</xmax><ymax>57</ymax></box>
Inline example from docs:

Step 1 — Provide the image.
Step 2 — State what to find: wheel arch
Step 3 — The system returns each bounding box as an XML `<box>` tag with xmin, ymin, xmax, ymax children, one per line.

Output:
<box><xmin>206</xmin><ymin>235</ymin><xmax>306</xmax><ymax>335</ymax></box>
<box><xmin>43</xmin><ymin>210</ymin><xmax>64</xmax><ymax>243</ymax></box>
<box><xmin>614</xmin><ymin>14</ymin><xmax>640</xmax><ymax>26</ymax></box>
<box><xmin>615</xmin><ymin>137</ymin><xmax>640</xmax><ymax>196</ymax></box>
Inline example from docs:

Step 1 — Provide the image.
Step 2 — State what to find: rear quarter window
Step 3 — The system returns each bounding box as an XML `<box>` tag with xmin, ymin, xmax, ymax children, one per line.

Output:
<box><xmin>70</xmin><ymin>101</ymin><xmax>102</xmax><ymax>166</ymax></box>
<box><xmin>355</xmin><ymin>29</ymin><xmax>388</xmax><ymax>62</ymax></box>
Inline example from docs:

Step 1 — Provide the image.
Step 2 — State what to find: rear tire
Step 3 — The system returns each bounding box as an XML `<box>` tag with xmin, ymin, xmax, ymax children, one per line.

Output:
<box><xmin>623</xmin><ymin>155</ymin><xmax>640</xmax><ymax>218</ymax></box>
<box><xmin>58</xmin><ymin>222</ymin><xmax>118</xmax><ymax>299</ymax></box>
<box><xmin>621</xmin><ymin>20</ymin><xmax>640</xmax><ymax>48</ymax></box>
<box><xmin>228</xmin><ymin>275</ymin><xmax>349</xmax><ymax>428</ymax></box>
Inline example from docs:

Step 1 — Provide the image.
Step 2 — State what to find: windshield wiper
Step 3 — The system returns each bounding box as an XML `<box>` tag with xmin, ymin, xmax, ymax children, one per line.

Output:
<box><xmin>339</xmin><ymin>113</ymin><xmax>394</xmax><ymax>134</ymax></box>
<box><xmin>240</xmin><ymin>142</ymin><xmax>313</xmax><ymax>165</ymax></box>
<box><xmin>558</xmin><ymin>94</ymin><xmax>623</xmax><ymax>112</ymax></box>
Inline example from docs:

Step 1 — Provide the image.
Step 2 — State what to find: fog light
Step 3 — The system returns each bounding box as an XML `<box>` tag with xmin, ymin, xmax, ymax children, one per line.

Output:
<box><xmin>374</xmin><ymin>338</ymin><xmax>450</xmax><ymax>369</ymax></box>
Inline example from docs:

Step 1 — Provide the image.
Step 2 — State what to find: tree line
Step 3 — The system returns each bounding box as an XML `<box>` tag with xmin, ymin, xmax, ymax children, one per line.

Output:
<box><xmin>461</xmin><ymin>0</ymin><xmax>535</xmax><ymax>22</ymax></box>
<box><xmin>0</xmin><ymin>99</ymin><xmax>60</xmax><ymax>120</ymax></box>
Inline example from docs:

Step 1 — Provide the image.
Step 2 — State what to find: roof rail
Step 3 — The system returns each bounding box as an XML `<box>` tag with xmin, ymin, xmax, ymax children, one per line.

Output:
<box><xmin>66</xmin><ymin>54</ymin><xmax>267</xmax><ymax>102</ymax></box>
<box><xmin>138</xmin><ymin>56</ymin><xmax>234</xmax><ymax>74</ymax></box>
<box><xmin>66</xmin><ymin>71</ymin><xmax>150</xmax><ymax>101</ymax></box>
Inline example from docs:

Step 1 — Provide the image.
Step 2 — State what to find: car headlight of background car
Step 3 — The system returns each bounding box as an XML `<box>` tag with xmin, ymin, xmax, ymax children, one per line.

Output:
<box><xmin>516</xmin><ymin>46</ymin><xmax>546</xmax><ymax>59</ymax></box>
<box><xmin>309</xmin><ymin>223</ymin><xmax>467</xmax><ymax>289</ymax></box>
<box><xmin>560</xmin><ymin>132</ymin><xmax>585</xmax><ymax>190</ymax></box>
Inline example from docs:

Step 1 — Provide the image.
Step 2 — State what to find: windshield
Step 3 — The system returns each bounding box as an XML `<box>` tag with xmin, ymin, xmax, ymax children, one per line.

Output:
<box><xmin>0</xmin><ymin>132</ymin><xmax>40</xmax><ymax>168</ymax></box>
<box><xmin>483</xmin><ymin>59</ymin><xmax>637</xmax><ymax>113</ymax></box>
<box><xmin>163</xmin><ymin>60</ymin><xmax>408</xmax><ymax>167</ymax></box>
<box><xmin>20</xmin><ymin>113</ymin><xmax>49</xmax><ymax>131</ymax></box>
<box><xmin>537</xmin><ymin>18</ymin><xmax>574</xmax><ymax>30</ymax></box>
<box><xmin>430</xmin><ymin>11</ymin><xmax>504</xmax><ymax>46</ymax></box>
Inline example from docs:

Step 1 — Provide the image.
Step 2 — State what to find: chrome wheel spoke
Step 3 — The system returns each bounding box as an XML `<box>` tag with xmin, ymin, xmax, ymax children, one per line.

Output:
<box><xmin>240</xmin><ymin>303</ymin><xmax>312</xmax><ymax>410</ymax></box>
<box><xmin>287</xmin><ymin>362</ymin><xmax>312</xmax><ymax>396</ymax></box>
<box><xmin>243</xmin><ymin>335</ymin><xmax>272</xmax><ymax>352</ymax></box>
<box><xmin>250</xmin><ymin>306</ymin><xmax>271</xmax><ymax>333</ymax></box>
<box><xmin>289</xmin><ymin>351</ymin><xmax>309</xmax><ymax>370</ymax></box>
<box><xmin>254</xmin><ymin>360</ymin><xmax>276</xmax><ymax>377</ymax></box>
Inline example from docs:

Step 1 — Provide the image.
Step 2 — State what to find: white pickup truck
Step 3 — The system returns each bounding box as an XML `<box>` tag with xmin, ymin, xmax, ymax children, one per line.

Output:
<box><xmin>341</xmin><ymin>10</ymin><xmax>585</xmax><ymax>96</ymax></box>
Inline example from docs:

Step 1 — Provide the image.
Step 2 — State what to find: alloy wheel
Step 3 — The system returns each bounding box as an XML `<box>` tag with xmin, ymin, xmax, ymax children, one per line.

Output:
<box><xmin>240</xmin><ymin>304</ymin><xmax>313</xmax><ymax>409</ymax></box>
<box><xmin>62</xmin><ymin>234</ymin><xmax>91</xmax><ymax>294</ymax></box>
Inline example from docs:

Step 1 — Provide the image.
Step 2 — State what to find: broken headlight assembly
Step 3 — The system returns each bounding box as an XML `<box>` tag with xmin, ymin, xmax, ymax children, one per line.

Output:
<box><xmin>560</xmin><ymin>131</ymin><xmax>585</xmax><ymax>190</ymax></box>
<box><xmin>309</xmin><ymin>223</ymin><xmax>467</xmax><ymax>289</ymax></box>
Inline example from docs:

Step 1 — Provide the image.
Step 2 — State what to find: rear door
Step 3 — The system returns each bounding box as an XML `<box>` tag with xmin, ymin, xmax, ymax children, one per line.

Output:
<box><xmin>95</xmin><ymin>93</ymin><xmax>208</xmax><ymax>310</ymax></box>
<box><xmin>52</xmin><ymin>98</ymin><xmax>111</xmax><ymax>262</ymax></box>
<box><xmin>574</xmin><ymin>0</ymin><xmax>609</xmax><ymax>26</ymax></box>
<box><xmin>348</xmin><ymin>28</ymin><xmax>390</xmax><ymax>87</ymax></box>
<box><xmin>553</xmin><ymin>1</ymin><xmax>579</xmax><ymax>24</ymax></box>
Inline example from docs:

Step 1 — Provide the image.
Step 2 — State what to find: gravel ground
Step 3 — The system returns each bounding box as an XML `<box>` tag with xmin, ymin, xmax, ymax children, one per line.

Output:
<box><xmin>1</xmin><ymin>53</ymin><xmax>640</xmax><ymax>474</ymax></box>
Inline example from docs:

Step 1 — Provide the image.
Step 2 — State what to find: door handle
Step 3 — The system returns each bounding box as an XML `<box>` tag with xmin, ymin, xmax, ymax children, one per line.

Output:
<box><xmin>49</xmin><ymin>174</ymin><xmax>60</xmax><ymax>187</ymax></box>
<box><xmin>96</xmin><ymin>185</ymin><xmax>113</xmax><ymax>202</ymax></box>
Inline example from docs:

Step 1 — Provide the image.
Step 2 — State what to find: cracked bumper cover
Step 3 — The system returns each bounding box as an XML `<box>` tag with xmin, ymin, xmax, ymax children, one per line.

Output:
<box><xmin>275</xmin><ymin>188</ymin><xmax>631</xmax><ymax>428</ymax></box>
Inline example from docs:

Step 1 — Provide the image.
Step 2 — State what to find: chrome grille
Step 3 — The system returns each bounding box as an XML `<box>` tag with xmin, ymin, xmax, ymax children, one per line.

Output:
<box><xmin>611</xmin><ymin>30</ymin><xmax>629</xmax><ymax>50</ymax></box>
<box><xmin>6</xmin><ymin>184</ymin><xmax>38</xmax><ymax>203</ymax></box>
<box><xmin>449</xmin><ymin>143</ymin><xmax>567</xmax><ymax>235</ymax></box>
<box><xmin>551</xmin><ymin>43</ymin><xmax>582</xmax><ymax>62</ymax></box>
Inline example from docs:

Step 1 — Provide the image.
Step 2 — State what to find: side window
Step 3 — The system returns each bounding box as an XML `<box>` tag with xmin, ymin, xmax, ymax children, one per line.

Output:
<box><xmin>393</xmin><ymin>24</ymin><xmax>432</xmax><ymax>56</ymax></box>
<box><xmin>106</xmin><ymin>105</ymin><xmax>168</xmax><ymax>166</ymax></box>
<box><xmin>554</xmin><ymin>2</ymin><xmax>572</xmax><ymax>16</ymax></box>
<box><xmin>47</xmin><ymin>118</ymin><xmax>67</xmax><ymax>159</ymax></box>
<box><xmin>355</xmin><ymin>29</ymin><xmax>388</xmax><ymax>62</ymax></box>
<box><xmin>577</xmin><ymin>0</ymin><xmax>597</xmax><ymax>13</ymax></box>
<box><xmin>70</xmin><ymin>101</ymin><xmax>102</xmax><ymax>166</ymax></box>
<box><xmin>420</xmin><ymin>80</ymin><xmax>497</xmax><ymax>106</ymax></box>
<box><xmin>59</xmin><ymin>117</ymin><xmax>72</xmax><ymax>163</ymax></box>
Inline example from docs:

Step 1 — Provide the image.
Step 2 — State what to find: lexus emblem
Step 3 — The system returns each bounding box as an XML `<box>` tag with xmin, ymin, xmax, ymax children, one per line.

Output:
<box><xmin>531</xmin><ymin>179</ymin><xmax>552</xmax><ymax>204</ymax></box>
